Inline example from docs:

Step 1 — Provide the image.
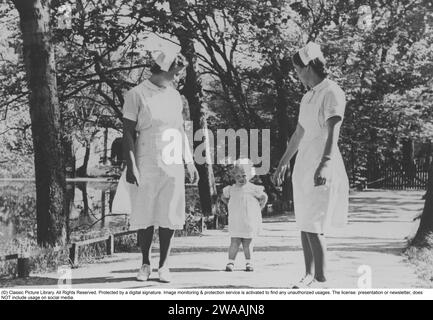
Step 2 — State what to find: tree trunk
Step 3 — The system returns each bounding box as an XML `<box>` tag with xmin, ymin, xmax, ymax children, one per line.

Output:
<box><xmin>61</xmin><ymin>112</ymin><xmax>74</xmax><ymax>244</ymax></box>
<box><xmin>103</xmin><ymin>127</ymin><xmax>108</xmax><ymax>164</ymax></box>
<box><xmin>169</xmin><ymin>0</ymin><xmax>217</xmax><ymax>216</ymax></box>
<box><xmin>274</xmin><ymin>60</ymin><xmax>294</xmax><ymax>211</ymax></box>
<box><xmin>65</xmin><ymin>182</ymin><xmax>74</xmax><ymax>244</ymax></box>
<box><xmin>422</xmin><ymin>141</ymin><xmax>432</xmax><ymax>199</ymax></box>
<box><xmin>77</xmin><ymin>182</ymin><xmax>89</xmax><ymax>217</ymax></box>
<box><xmin>77</xmin><ymin>143</ymin><xmax>90</xmax><ymax>177</ymax></box>
<box><xmin>402</xmin><ymin>138</ymin><xmax>416</xmax><ymax>187</ymax></box>
<box><xmin>366</xmin><ymin>129</ymin><xmax>379</xmax><ymax>189</ymax></box>
<box><xmin>412</xmin><ymin>162</ymin><xmax>433</xmax><ymax>247</ymax></box>
<box><xmin>101</xmin><ymin>190</ymin><xmax>106</xmax><ymax>228</ymax></box>
<box><xmin>367</xmin><ymin>157</ymin><xmax>380</xmax><ymax>189</ymax></box>
<box><xmin>13</xmin><ymin>0</ymin><xmax>66</xmax><ymax>247</ymax></box>
<box><xmin>62</xmin><ymin>135</ymin><xmax>75</xmax><ymax>179</ymax></box>
<box><xmin>110</xmin><ymin>137</ymin><xmax>123</xmax><ymax>165</ymax></box>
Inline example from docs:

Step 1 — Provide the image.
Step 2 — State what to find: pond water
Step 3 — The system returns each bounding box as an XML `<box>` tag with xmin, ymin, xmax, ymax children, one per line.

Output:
<box><xmin>0</xmin><ymin>180</ymin><xmax>203</xmax><ymax>257</ymax></box>
<box><xmin>0</xmin><ymin>180</ymin><xmax>128</xmax><ymax>256</ymax></box>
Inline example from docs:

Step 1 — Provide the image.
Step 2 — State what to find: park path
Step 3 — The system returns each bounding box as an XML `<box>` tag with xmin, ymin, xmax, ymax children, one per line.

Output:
<box><xmin>2</xmin><ymin>190</ymin><xmax>426</xmax><ymax>289</ymax></box>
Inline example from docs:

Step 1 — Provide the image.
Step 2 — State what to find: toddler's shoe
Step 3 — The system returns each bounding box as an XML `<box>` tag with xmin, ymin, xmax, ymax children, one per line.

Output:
<box><xmin>225</xmin><ymin>263</ymin><xmax>234</xmax><ymax>272</ymax></box>
<box><xmin>245</xmin><ymin>263</ymin><xmax>254</xmax><ymax>272</ymax></box>
<box><xmin>136</xmin><ymin>264</ymin><xmax>151</xmax><ymax>281</ymax></box>
<box><xmin>158</xmin><ymin>266</ymin><xmax>171</xmax><ymax>283</ymax></box>
<box><xmin>291</xmin><ymin>274</ymin><xmax>314</xmax><ymax>289</ymax></box>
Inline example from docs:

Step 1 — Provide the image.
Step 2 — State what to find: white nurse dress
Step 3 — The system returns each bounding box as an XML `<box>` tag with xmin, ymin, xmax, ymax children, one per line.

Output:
<box><xmin>112</xmin><ymin>80</ymin><xmax>186</xmax><ymax>230</ymax></box>
<box><xmin>292</xmin><ymin>78</ymin><xmax>349</xmax><ymax>234</ymax></box>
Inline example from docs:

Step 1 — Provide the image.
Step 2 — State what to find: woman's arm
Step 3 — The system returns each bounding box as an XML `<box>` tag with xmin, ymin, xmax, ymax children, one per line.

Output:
<box><xmin>258</xmin><ymin>193</ymin><xmax>268</xmax><ymax>209</ymax></box>
<box><xmin>182</xmin><ymin>128</ymin><xmax>194</xmax><ymax>165</ymax></box>
<box><xmin>314</xmin><ymin>116</ymin><xmax>342</xmax><ymax>186</ymax></box>
<box><xmin>180</xmin><ymin>125</ymin><xmax>199</xmax><ymax>184</ymax></box>
<box><xmin>221</xmin><ymin>186</ymin><xmax>230</xmax><ymax>206</ymax></box>
<box><xmin>221</xmin><ymin>195</ymin><xmax>229</xmax><ymax>205</ymax></box>
<box><xmin>272</xmin><ymin>123</ymin><xmax>305</xmax><ymax>186</ymax></box>
<box><xmin>321</xmin><ymin>116</ymin><xmax>341</xmax><ymax>162</ymax></box>
<box><xmin>278</xmin><ymin>123</ymin><xmax>305</xmax><ymax>167</ymax></box>
<box><xmin>179</xmin><ymin>95</ymin><xmax>199</xmax><ymax>184</ymax></box>
<box><xmin>123</xmin><ymin>118</ymin><xmax>140</xmax><ymax>186</ymax></box>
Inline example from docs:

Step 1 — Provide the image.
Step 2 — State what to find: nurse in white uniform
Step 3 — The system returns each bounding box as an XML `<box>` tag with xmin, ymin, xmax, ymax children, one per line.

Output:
<box><xmin>113</xmin><ymin>50</ymin><xmax>199</xmax><ymax>283</ymax></box>
<box><xmin>273</xmin><ymin>43</ymin><xmax>349</xmax><ymax>288</ymax></box>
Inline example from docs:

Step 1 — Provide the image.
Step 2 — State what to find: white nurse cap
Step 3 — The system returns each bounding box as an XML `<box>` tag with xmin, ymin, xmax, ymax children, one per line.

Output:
<box><xmin>298</xmin><ymin>42</ymin><xmax>324</xmax><ymax>66</ymax></box>
<box><xmin>151</xmin><ymin>48</ymin><xmax>180</xmax><ymax>72</ymax></box>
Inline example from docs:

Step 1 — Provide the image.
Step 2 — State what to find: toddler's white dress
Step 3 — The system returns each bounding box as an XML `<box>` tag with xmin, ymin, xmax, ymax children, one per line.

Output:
<box><xmin>222</xmin><ymin>183</ymin><xmax>266</xmax><ymax>238</ymax></box>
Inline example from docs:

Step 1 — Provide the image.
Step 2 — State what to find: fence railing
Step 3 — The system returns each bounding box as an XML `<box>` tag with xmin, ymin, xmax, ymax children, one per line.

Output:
<box><xmin>366</xmin><ymin>160</ymin><xmax>430</xmax><ymax>190</ymax></box>
<box><xmin>1</xmin><ymin>218</ymin><xmax>206</xmax><ymax>279</ymax></box>
<box><xmin>0</xmin><ymin>229</ymin><xmax>139</xmax><ymax>279</ymax></box>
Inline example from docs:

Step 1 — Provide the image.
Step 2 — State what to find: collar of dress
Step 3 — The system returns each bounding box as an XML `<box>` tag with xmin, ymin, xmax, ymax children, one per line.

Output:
<box><xmin>145</xmin><ymin>79</ymin><xmax>170</xmax><ymax>91</ymax></box>
<box><xmin>309</xmin><ymin>78</ymin><xmax>328</xmax><ymax>94</ymax></box>
<box><xmin>305</xmin><ymin>78</ymin><xmax>328</xmax><ymax>103</ymax></box>
<box><xmin>233</xmin><ymin>182</ymin><xmax>253</xmax><ymax>189</ymax></box>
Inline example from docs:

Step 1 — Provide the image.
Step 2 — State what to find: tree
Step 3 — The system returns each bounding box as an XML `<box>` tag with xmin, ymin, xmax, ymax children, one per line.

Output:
<box><xmin>12</xmin><ymin>0</ymin><xmax>66</xmax><ymax>246</ymax></box>
<box><xmin>3</xmin><ymin>0</ymin><xmax>433</xmax><ymax>226</ymax></box>
<box><xmin>302</xmin><ymin>0</ymin><xmax>433</xmax><ymax>188</ymax></box>
<box><xmin>132</xmin><ymin>0</ymin><xmax>219</xmax><ymax>216</ymax></box>
<box><xmin>168</xmin><ymin>0</ymin><xmax>217</xmax><ymax>216</ymax></box>
<box><xmin>413</xmin><ymin>163</ymin><xmax>433</xmax><ymax>247</ymax></box>
<box><xmin>246</xmin><ymin>0</ymin><xmax>305</xmax><ymax>208</ymax></box>
<box><xmin>0</xmin><ymin>2</ymin><xmax>33</xmax><ymax>178</ymax></box>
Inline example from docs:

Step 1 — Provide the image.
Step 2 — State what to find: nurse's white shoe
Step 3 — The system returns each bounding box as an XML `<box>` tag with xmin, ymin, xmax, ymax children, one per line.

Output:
<box><xmin>136</xmin><ymin>264</ymin><xmax>151</xmax><ymax>281</ymax></box>
<box><xmin>158</xmin><ymin>266</ymin><xmax>171</xmax><ymax>283</ymax></box>
<box><xmin>308</xmin><ymin>279</ymin><xmax>328</xmax><ymax>289</ymax></box>
<box><xmin>291</xmin><ymin>274</ymin><xmax>314</xmax><ymax>289</ymax></box>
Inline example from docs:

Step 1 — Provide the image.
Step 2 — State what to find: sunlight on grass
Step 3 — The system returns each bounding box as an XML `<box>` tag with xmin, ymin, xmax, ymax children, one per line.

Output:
<box><xmin>406</xmin><ymin>235</ymin><xmax>433</xmax><ymax>288</ymax></box>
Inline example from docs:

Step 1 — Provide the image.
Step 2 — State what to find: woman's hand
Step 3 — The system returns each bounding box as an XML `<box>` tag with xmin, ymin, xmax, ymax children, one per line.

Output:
<box><xmin>314</xmin><ymin>160</ymin><xmax>331</xmax><ymax>186</ymax></box>
<box><xmin>258</xmin><ymin>195</ymin><xmax>267</xmax><ymax>209</ymax></box>
<box><xmin>272</xmin><ymin>161</ymin><xmax>290</xmax><ymax>187</ymax></box>
<box><xmin>126</xmin><ymin>165</ymin><xmax>140</xmax><ymax>186</ymax></box>
<box><xmin>220</xmin><ymin>195</ymin><xmax>229</xmax><ymax>206</ymax></box>
<box><xmin>186</xmin><ymin>163</ymin><xmax>199</xmax><ymax>184</ymax></box>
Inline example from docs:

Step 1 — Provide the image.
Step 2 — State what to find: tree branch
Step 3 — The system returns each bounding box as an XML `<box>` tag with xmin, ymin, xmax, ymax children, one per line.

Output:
<box><xmin>0</xmin><ymin>92</ymin><xmax>29</xmax><ymax>109</ymax></box>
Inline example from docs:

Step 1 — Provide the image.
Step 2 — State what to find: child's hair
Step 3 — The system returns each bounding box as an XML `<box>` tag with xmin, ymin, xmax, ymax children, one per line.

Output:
<box><xmin>231</xmin><ymin>158</ymin><xmax>256</xmax><ymax>181</ymax></box>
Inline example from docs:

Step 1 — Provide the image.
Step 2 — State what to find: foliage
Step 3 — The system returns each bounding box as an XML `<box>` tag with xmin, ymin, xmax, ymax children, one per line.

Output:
<box><xmin>1</xmin><ymin>0</ymin><xmax>433</xmax><ymax>186</ymax></box>
<box><xmin>406</xmin><ymin>234</ymin><xmax>433</xmax><ymax>287</ymax></box>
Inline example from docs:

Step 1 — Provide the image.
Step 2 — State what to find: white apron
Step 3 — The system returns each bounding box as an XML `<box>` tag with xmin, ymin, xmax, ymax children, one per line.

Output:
<box><xmin>112</xmin><ymin>80</ymin><xmax>185</xmax><ymax>230</ymax></box>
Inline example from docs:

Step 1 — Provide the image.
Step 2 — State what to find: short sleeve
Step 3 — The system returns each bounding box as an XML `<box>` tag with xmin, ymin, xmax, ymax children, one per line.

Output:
<box><xmin>222</xmin><ymin>186</ymin><xmax>231</xmax><ymax>199</ymax></box>
<box><xmin>122</xmin><ymin>90</ymin><xmax>140</xmax><ymax>122</ymax></box>
<box><xmin>322</xmin><ymin>89</ymin><xmax>346</xmax><ymax>122</ymax></box>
